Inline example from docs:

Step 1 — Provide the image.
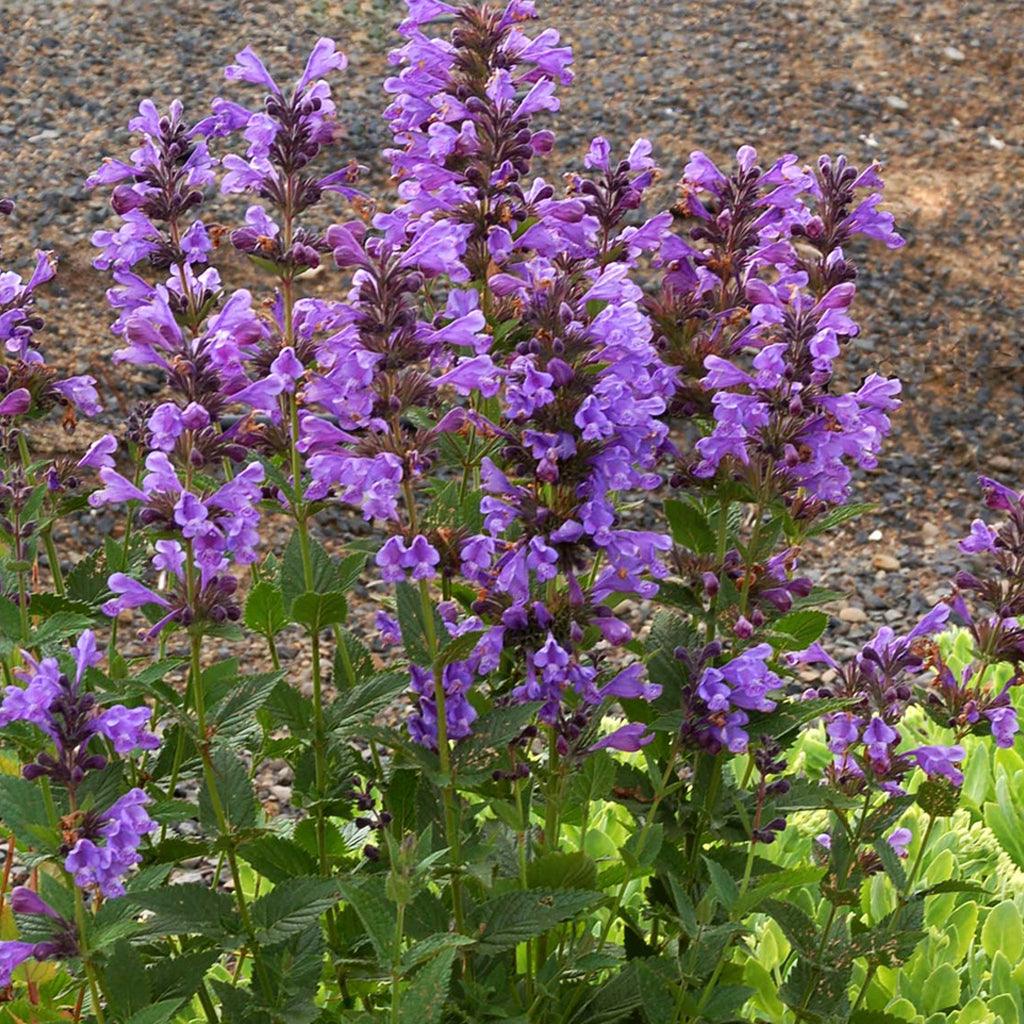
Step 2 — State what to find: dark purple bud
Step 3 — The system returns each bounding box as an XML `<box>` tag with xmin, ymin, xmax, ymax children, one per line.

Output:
<box><xmin>547</xmin><ymin>358</ymin><xmax>574</xmax><ymax>387</ymax></box>
<box><xmin>701</xmin><ymin>572</ymin><xmax>719</xmax><ymax>597</ymax></box>
<box><xmin>734</xmin><ymin>616</ymin><xmax>754</xmax><ymax>639</ymax></box>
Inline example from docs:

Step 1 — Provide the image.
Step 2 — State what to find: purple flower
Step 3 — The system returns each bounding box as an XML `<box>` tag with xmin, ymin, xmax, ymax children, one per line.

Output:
<box><xmin>589</xmin><ymin>722</ymin><xmax>654</xmax><ymax>753</ymax></box>
<box><xmin>92</xmin><ymin>705</ymin><xmax>160</xmax><ymax>755</ymax></box>
<box><xmin>0</xmin><ymin>388</ymin><xmax>31</xmax><ymax>416</ymax></box>
<box><xmin>376</xmin><ymin>611</ymin><xmax>401</xmax><ymax>646</ymax></box>
<box><xmin>102</xmin><ymin>573</ymin><xmax>172</xmax><ymax>617</ymax></box>
<box><xmin>960</xmin><ymin>518</ymin><xmax>999</xmax><ymax>554</ymax></box>
<box><xmin>0</xmin><ymin>942</ymin><xmax>36</xmax><ymax>986</ymax></box>
<box><xmin>985</xmin><ymin>705</ymin><xmax>1018</xmax><ymax>748</ymax></box>
<box><xmin>888</xmin><ymin>827</ymin><xmax>912</xmax><ymax>858</ymax></box>
<box><xmin>911</xmin><ymin>745</ymin><xmax>966</xmax><ymax>786</ymax></box>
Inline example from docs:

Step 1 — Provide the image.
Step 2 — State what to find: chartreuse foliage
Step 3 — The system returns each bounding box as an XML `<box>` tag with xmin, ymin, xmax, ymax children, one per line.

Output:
<box><xmin>0</xmin><ymin>2</ymin><xmax>1019</xmax><ymax>1024</ymax></box>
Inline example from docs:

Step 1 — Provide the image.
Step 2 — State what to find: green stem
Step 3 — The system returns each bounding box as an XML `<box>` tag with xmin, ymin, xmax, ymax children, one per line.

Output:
<box><xmin>289</xmin><ymin>394</ymin><xmax>329</xmax><ymax>877</ymax></box>
<box><xmin>390</xmin><ymin>901</ymin><xmax>407</xmax><ymax>1024</ymax></box>
<box><xmin>42</xmin><ymin>528</ymin><xmax>65</xmax><ymax>596</ymax></box>
<box><xmin>598</xmin><ymin>737</ymin><xmax>683</xmax><ymax>952</ymax></box>
<box><xmin>189</xmin><ymin>624</ymin><xmax>272</xmax><ymax>1002</ymax></box>
<box><xmin>904</xmin><ymin>814</ymin><xmax>936</xmax><ymax>895</ymax></box>
<box><xmin>850</xmin><ymin>963</ymin><xmax>877</xmax><ymax>1016</ymax></box>
<box><xmin>72</xmin><ymin>884</ymin><xmax>106</xmax><ymax>1024</ymax></box>
<box><xmin>707</xmin><ymin>499</ymin><xmax>730</xmax><ymax>641</ymax></box>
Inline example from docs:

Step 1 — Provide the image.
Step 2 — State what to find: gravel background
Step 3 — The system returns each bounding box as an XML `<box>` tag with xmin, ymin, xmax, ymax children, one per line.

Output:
<box><xmin>1</xmin><ymin>0</ymin><xmax>1023</xmax><ymax>661</ymax></box>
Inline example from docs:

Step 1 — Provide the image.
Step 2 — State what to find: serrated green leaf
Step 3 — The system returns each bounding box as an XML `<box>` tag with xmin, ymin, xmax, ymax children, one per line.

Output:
<box><xmin>806</xmin><ymin>502</ymin><xmax>875</xmax><ymax>537</ymax></box>
<box><xmin>252</xmin><ymin>876</ymin><xmax>341</xmax><ymax>945</ymax></box>
<box><xmin>396</xmin><ymin>580</ymin><xmax>437</xmax><ymax>667</ymax></box>
<box><xmin>527</xmin><ymin>851</ymin><xmax>598</xmax><ymax>891</ymax></box>
<box><xmin>770</xmin><ymin>609</ymin><xmax>829</xmax><ymax>651</ymax></box>
<box><xmin>703</xmin><ymin>856</ymin><xmax>739</xmax><ymax>913</ymax></box>
<box><xmin>211</xmin><ymin>671</ymin><xmax>282</xmax><ymax>737</ymax></box>
<box><xmin>148</xmin><ymin>949</ymin><xmax>219</xmax><ymax>1004</ymax></box>
<box><xmin>131</xmin><ymin>884</ymin><xmax>239</xmax><ymax>939</ymax></box>
<box><xmin>292</xmin><ymin>590</ymin><xmax>348</xmax><ymax>632</ymax></box>
<box><xmin>398</xmin><ymin>945</ymin><xmax>457</xmax><ymax>1024</ymax></box>
<box><xmin>199</xmin><ymin>749</ymin><xmax>256</xmax><ymax>834</ymax></box>
<box><xmin>328</xmin><ymin>672</ymin><xmax>407</xmax><ymax>735</ymax></box>
<box><xmin>333</xmin><ymin>627</ymin><xmax>374</xmax><ymax>687</ymax></box>
<box><xmin>337</xmin><ymin>876</ymin><xmax>397</xmax><ymax>962</ymax></box>
<box><xmin>916</xmin><ymin>777</ymin><xmax>960</xmax><ymax>817</ymax></box>
<box><xmin>664</xmin><ymin>498</ymin><xmax>716</xmax><ymax>554</ymax></box>
<box><xmin>244</xmin><ymin>581</ymin><xmax>289</xmax><ymax>637</ymax></box>
<box><xmin>239</xmin><ymin>834</ymin><xmax>318</xmax><ymax>883</ymax></box>
<box><xmin>280</xmin><ymin>531</ymin><xmax>341</xmax><ymax>610</ymax></box>
<box><xmin>733</xmin><ymin>866</ymin><xmax>825</xmax><ymax>916</ymax></box>
<box><xmin>474</xmin><ymin>889</ymin><xmax>602</xmax><ymax>952</ymax></box>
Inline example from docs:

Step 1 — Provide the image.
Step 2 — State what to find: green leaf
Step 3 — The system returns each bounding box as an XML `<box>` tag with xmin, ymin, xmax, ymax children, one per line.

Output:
<box><xmin>527</xmin><ymin>851</ymin><xmax>598</xmax><ymax>891</ymax></box>
<box><xmin>333</xmin><ymin>627</ymin><xmax>374</xmax><ymax>686</ymax></box>
<box><xmin>131</xmin><ymin>884</ymin><xmax>239</xmax><ymax>939</ymax></box>
<box><xmin>663</xmin><ymin>499</ymin><xmax>715</xmax><ymax>554</ymax></box>
<box><xmin>921</xmin><ymin>961</ymin><xmax>960</xmax><ymax>1014</ymax></box>
<box><xmin>703</xmin><ymin>856</ymin><xmax>739</xmax><ymax>913</ymax></box>
<box><xmin>761</xmin><ymin>899</ymin><xmax>818</xmax><ymax>957</ymax></box>
<box><xmin>336</xmin><ymin>876</ymin><xmax>397</xmax><ymax>962</ymax></box>
<box><xmin>244</xmin><ymin>581</ymin><xmax>289</xmax><ymax>637</ymax></box>
<box><xmin>252</xmin><ymin>877</ymin><xmax>341</xmax><ymax>945</ymax></box>
<box><xmin>32</xmin><ymin>611</ymin><xmax>96</xmax><ymax>651</ymax></box>
<box><xmin>454</xmin><ymin>703</ymin><xmax>542</xmax><ymax>768</ymax></box>
<box><xmin>398</xmin><ymin>945</ymin><xmax>457</xmax><ymax>1024</ymax></box>
<box><xmin>123</xmin><ymin>1000</ymin><xmax>186</xmax><ymax>1024</ymax></box>
<box><xmin>401</xmin><ymin>933</ymin><xmax>475</xmax><ymax>974</ymax></box>
<box><xmin>566</xmin><ymin>751</ymin><xmax>616</xmax><ymax>813</ymax></box>
<box><xmin>280</xmin><ymin>531</ymin><xmax>341</xmax><ymax>610</ymax></box>
<box><xmin>238</xmin><ymin>833</ymin><xmax>317</xmax><ymax>884</ymax></box>
<box><xmin>733</xmin><ymin>866</ymin><xmax>825</xmax><ymax>916</ymax></box>
<box><xmin>148</xmin><ymin>949</ymin><xmax>220</xmax><ymax>1005</ymax></box>
<box><xmin>291</xmin><ymin>589</ymin><xmax>348</xmax><ymax>632</ymax></box>
<box><xmin>0</xmin><ymin>775</ymin><xmax>56</xmax><ymax>851</ymax></box>
<box><xmin>329</xmin><ymin>672</ymin><xmax>408</xmax><ymax>735</ymax></box>
<box><xmin>211</xmin><ymin>671</ymin><xmax>282</xmax><ymax>737</ymax></box>
<box><xmin>636</xmin><ymin>958</ymin><xmax>678</xmax><ymax>1024</ymax></box>
<box><xmin>806</xmin><ymin>502</ymin><xmax>875</xmax><ymax>537</ymax></box>
<box><xmin>396</xmin><ymin>580</ymin><xmax>438</xmax><ymax>666</ymax></box>
<box><xmin>199</xmin><ymin>748</ymin><xmax>257</xmax><ymax>833</ymax></box>
<box><xmin>437</xmin><ymin>629</ymin><xmax>485</xmax><ymax>668</ymax></box>
<box><xmin>872</xmin><ymin>838</ymin><xmax>907</xmax><ymax>891</ymax></box>
<box><xmin>981</xmin><ymin>899</ymin><xmax>1024</xmax><ymax>961</ymax></box>
<box><xmin>103</xmin><ymin>940</ymin><xmax>150</xmax><ymax>1019</ymax></box>
<box><xmin>474</xmin><ymin>889</ymin><xmax>603</xmax><ymax>953</ymax></box>
<box><xmin>770</xmin><ymin>609</ymin><xmax>829</xmax><ymax>651</ymax></box>
<box><xmin>336</xmin><ymin>552</ymin><xmax>367</xmax><ymax>591</ymax></box>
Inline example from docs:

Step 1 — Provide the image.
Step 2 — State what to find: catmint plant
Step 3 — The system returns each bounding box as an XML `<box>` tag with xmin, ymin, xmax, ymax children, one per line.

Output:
<box><xmin>0</xmin><ymin>3</ymin><xmax>1017</xmax><ymax>1023</ymax></box>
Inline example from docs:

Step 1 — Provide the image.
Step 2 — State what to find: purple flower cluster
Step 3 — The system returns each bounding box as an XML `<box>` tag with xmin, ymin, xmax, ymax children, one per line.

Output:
<box><xmin>655</xmin><ymin>149</ymin><xmax>903</xmax><ymax>506</ymax></box>
<box><xmin>0</xmin><ymin>631</ymin><xmax>158</xmax><ymax>896</ymax></box>
<box><xmin>94</xmin><ymin>459</ymin><xmax>263</xmax><ymax>635</ymax></box>
<box><xmin>788</xmin><ymin>605</ymin><xmax>968</xmax><ymax>792</ymax></box>
<box><xmin>64</xmin><ymin>788</ymin><xmax>157</xmax><ymax>898</ymax></box>
<box><xmin>915</xmin><ymin>474</ymin><xmax>1024</xmax><ymax>748</ymax></box>
<box><xmin>692</xmin><ymin>643</ymin><xmax>782</xmax><ymax>754</ymax></box>
<box><xmin>0</xmin><ymin>199</ymin><xmax>100</xmax><ymax>421</ymax></box>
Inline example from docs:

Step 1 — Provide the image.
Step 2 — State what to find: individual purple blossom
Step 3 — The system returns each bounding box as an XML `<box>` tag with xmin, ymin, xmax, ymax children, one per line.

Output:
<box><xmin>375</xmin><ymin>535</ymin><xmax>440</xmax><ymax>583</ymax></box>
<box><xmin>0</xmin><ymin>942</ymin><xmax>37</xmax><ymax>987</ymax></box>
<box><xmin>910</xmin><ymin>745</ymin><xmax>966</xmax><ymax>786</ymax></box>
<box><xmin>376</xmin><ymin>610</ymin><xmax>402</xmax><ymax>646</ymax></box>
